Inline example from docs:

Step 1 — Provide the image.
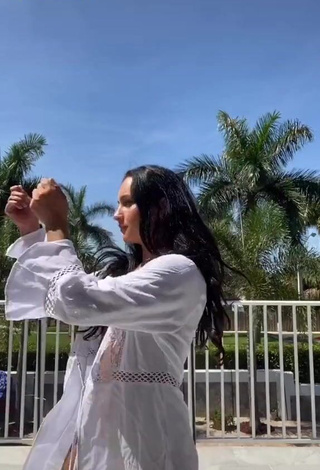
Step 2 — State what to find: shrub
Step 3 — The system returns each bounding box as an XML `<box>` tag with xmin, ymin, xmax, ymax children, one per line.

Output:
<box><xmin>210</xmin><ymin>409</ymin><xmax>235</xmax><ymax>431</ymax></box>
<box><xmin>0</xmin><ymin>351</ymin><xmax>70</xmax><ymax>372</ymax></box>
<box><xmin>195</xmin><ymin>343</ymin><xmax>320</xmax><ymax>384</ymax></box>
<box><xmin>1</xmin><ymin>340</ymin><xmax>319</xmax><ymax>385</ymax></box>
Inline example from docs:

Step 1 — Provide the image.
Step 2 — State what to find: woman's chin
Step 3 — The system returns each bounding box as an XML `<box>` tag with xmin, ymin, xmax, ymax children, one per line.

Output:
<box><xmin>122</xmin><ymin>233</ymin><xmax>141</xmax><ymax>245</ymax></box>
<box><xmin>122</xmin><ymin>232</ymin><xmax>131</xmax><ymax>244</ymax></box>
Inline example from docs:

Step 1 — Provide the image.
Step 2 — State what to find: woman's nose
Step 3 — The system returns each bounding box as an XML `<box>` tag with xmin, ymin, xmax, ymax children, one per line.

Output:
<box><xmin>113</xmin><ymin>206</ymin><xmax>121</xmax><ymax>220</ymax></box>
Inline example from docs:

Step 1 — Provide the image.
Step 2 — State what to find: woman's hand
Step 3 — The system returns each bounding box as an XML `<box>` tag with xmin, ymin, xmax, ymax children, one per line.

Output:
<box><xmin>30</xmin><ymin>178</ymin><xmax>70</xmax><ymax>240</ymax></box>
<box><xmin>5</xmin><ymin>186</ymin><xmax>40</xmax><ymax>236</ymax></box>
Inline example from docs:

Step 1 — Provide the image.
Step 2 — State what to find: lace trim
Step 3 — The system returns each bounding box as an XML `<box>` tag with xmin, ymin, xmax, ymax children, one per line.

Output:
<box><xmin>94</xmin><ymin>370</ymin><xmax>180</xmax><ymax>388</ymax></box>
<box><xmin>108</xmin><ymin>328</ymin><xmax>126</xmax><ymax>369</ymax></box>
<box><xmin>71</xmin><ymin>347</ymin><xmax>97</xmax><ymax>358</ymax></box>
<box><xmin>92</xmin><ymin>329</ymin><xmax>126</xmax><ymax>383</ymax></box>
<box><xmin>45</xmin><ymin>265</ymin><xmax>82</xmax><ymax>317</ymax></box>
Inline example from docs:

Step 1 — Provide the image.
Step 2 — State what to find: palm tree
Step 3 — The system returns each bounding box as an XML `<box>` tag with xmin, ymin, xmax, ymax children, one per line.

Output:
<box><xmin>180</xmin><ymin>111</ymin><xmax>320</xmax><ymax>243</ymax></box>
<box><xmin>0</xmin><ymin>133</ymin><xmax>46</xmax><ymax>435</ymax></box>
<box><xmin>211</xmin><ymin>203</ymin><xmax>320</xmax><ymax>434</ymax></box>
<box><xmin>62</xmin><ymin>184</ymin><xmax>115</xmax><ymax>272</ymax></box>
<box><xmin>214</xmin><ymin>203</ymin><xmax>320</xmax><ymax>301</ymax></box>
<box><xmin>0</xmin><ymin>136</ymin><xmax>116</xmax><ymax>434</ymax></box>
<box><xmin>0</xmin><ymin>133</ymin><xmax>47</xmax><ymax>214</ymax></box>
<box><xmin>305</xmin><ymin>200</ymin><xmax>320</xmax><ymax>233</ymax></box>
<box><xmin>213</xmin><ymin>203</ymin><xmax>290</xmax><ymax>299</ymax></box>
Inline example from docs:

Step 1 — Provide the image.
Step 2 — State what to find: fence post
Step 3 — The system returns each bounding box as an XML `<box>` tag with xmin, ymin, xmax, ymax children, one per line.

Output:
<box><xmin>188</xmin><ymin>341</ymin><xmax>196</xmax><ymax>443</ymax></box>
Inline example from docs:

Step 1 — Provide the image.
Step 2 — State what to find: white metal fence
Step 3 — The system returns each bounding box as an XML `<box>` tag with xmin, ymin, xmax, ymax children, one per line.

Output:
<box><xmin>0</xmin><ymin>300</ymin><xmax>319</xmax><ymax>445</ymax></box>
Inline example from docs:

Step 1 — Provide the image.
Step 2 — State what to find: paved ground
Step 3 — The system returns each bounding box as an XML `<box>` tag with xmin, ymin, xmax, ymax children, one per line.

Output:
<box><xmin>0</xmin><ymin>445</ymin><xmax>30</xmax><ymax>470</ymax></box>
<box><xmin>0</xmin><ymin>443</ymin><xmax>320</xmax><ymax>469</ymax></box>
<box><xmin>198</xmin><ymin>442</ymin><xmax>320</xmax><ymax>469</ymax></box>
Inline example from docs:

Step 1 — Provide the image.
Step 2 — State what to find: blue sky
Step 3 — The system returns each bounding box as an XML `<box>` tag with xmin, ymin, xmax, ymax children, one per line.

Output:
<box><xmin>1</xmin><ymin>0</ymin><xmax>320</xmax><ymax>247</ymax></box>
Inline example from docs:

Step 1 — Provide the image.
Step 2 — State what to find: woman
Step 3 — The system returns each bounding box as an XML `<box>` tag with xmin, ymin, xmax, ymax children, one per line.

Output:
<box><xmin>5</xmin><ymin>166</ymin><xmax>228</xmax><ymax>470</ymax></box>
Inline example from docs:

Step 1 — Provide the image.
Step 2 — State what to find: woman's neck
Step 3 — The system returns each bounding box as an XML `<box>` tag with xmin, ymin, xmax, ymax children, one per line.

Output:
<box><xmin>142</xmin><ymin>246</ymin><xmax>153</xmax><ymax>264</ymax></box>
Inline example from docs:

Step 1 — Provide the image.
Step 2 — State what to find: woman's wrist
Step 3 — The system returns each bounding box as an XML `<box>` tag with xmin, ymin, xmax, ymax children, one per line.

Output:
<box><xmin>19</xmin><ymin>223</ymin><xmax>41</xmax><ymax>237</ymax></box>
<box><xmin>46</xmin><ymin>228</ymin><xmax>70</xmax><ymax>242</ymax></box>
<box><xmin>45</xmin><ymin>220</ymin><xmax>70</xmax><ymax>242</ymax></box>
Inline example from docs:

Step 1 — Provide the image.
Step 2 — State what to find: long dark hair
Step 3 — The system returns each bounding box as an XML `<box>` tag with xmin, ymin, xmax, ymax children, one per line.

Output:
<box><xmin>85</xmin><ymin>165</ymin><xmax>229</xmax><ymax>357</ymax></box>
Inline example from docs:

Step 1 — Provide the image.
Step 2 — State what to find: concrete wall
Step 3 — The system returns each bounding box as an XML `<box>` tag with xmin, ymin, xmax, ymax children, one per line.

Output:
<box><xmin>3</xmin><ymin>370</ymin><xmax>320</xmax><ymax>424</ymax></box>
<box><xmin>183</xmin><ymin>370</ymin><xmax>320</xmax><ymax>423</ymax></box>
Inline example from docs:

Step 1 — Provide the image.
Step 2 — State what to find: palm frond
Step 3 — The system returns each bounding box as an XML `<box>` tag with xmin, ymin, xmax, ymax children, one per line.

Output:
<box><xmin>250</xmin><ymin>111</ymin><xmax>281</xmax><ymax>165</ymax></box>
<box><xmin>1</xmin><ymin>133</ymin><xmax>46</xmax><ymax>185</ymax></box>
<box><xmin>305</xmin><ymin>200</ymin><xmax>320</xmax><ymax>228</ymax></box>
<box><xmin>18</xmin><ymin>133</ymin><xmax>47</xmax><ymax>156</ymax></box>
<box><xmin>217</xmin><ymin>110</ymin><xmax>249</xmax><ymax>158</ymax></box>
<box><xmin>85</xmin><ymin>202</ymin><xmax>115</xmax><ymax>220</ymax></box>
<box><xmin>254</xmin><ymin>111</ymin><xmax>281</xmax><ymax>141</ymax></box>
<box><xmin>271</xmin><ymin>119</ymin><xmax>313</xmax><ymax>167</ymax></box>
<box><xmin>177</xmin><ymin>154</ymin><xmax>219</xmax><ymax>186</ymax></box>
<box><xmin>76</xmin><ymin>186</ymin><xmax>87</xmax><ymax>212</ymax></box>
<box><xmin>61</xmin><ymin>184</ymin><xmax>82</xmax><ymax>207</ymax></box>
<box><xmin>198</xmin><ymin>179</ymin><xmax>237</xmax><ymax>216</ymax></box>
<box><xmin>21</xmin><ymin>176</ymin><xmax>42</xmax><ymax>196</ymax></box>
<box><xmin>84</xmin><ymin>224</ymin><xmax>114</xmax><ymax>248</ymax></box>
<box><xmin>282</xmin><ymin>169</ymin><xmax>320</xmax><ymax>203</ymax></box>
<box><xmin>61</xmin><ymin>182</ymin><xmax>115</xmax><ymax>258</ymax></box>
<box><xmin>4</xmin><ymin>133</ymin><xmax>46</xmax><ymax>159</ymax></box>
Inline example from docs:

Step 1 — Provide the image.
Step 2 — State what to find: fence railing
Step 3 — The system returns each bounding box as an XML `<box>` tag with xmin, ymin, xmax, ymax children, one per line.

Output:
<box><xmin>0</xmin><ymin>300</ymin><xmax>319</xmax><ymax>444</ymax></box>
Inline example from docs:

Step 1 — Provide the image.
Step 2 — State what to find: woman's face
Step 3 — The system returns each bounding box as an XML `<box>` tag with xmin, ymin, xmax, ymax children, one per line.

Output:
<box><xmin>114</xmin><ymin>177</ymin><xmax>142</xmax><ymax>244</ymax></box>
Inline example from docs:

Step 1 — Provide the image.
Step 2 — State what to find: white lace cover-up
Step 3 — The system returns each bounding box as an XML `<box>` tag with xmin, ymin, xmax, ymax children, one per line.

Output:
<box><xmin>5</xmin><ymin>230</ymin><xmax>206</xmax><ymax>470</ymax></box>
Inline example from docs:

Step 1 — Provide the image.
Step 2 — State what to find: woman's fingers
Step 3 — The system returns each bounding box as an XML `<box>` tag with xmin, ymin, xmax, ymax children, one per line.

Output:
<box><xmin>6</xmin><ymin>200</ymin><xmax>24</xmax><ymax>211</ymax></box>
<box><xmin>8</xmin><ymin>195</ymin><xmax>24</xmax><ymax>207</ymax></box>
<box><xmin>30</xmin><ymin>179</ymin><xmax>68</xmax><ymax>227</ymax></box>
<box><xmin>9</xmin><ymin>186</ymin><xmax>30</xmax><ymax>200</ymax></box>
<box><xmin>10</xmin><ymin>185</ymin><xmax>23</xmax><ymax>191</ymax></box>
<box><xmin>38</xmin><ymin>178</ymin><xmax>58</xmax><ymax>191</ymax></box>
<box><xmin>9</xmin><ymin>185</ymin><xmax>29</xmax><ymax>194</ymax></box>
<box><xmin>7</xmin><ymin>201</ymin><xmax>26</xmax><ymax>210</ymax></box>
<box><xmin>9</xmin><ymin>190</ymin><xmax>30</xmax><ymax>207</ymax></box>
<box><xmin>5</xmin><ymin>185</ymin><xmax>40</xmax><ymax>231</ymax></box>
<box><xmin>10</xmin><ymin>190</ymin><xmax>30</xmax><ymax>198</ymax></box>
<box><xmin>32</xmin><ymin>188</ymin><xmax>40</xmax><ymax>200</ymax></box>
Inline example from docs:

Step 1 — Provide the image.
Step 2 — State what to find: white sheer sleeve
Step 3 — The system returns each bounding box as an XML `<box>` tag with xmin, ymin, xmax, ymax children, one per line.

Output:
<box><xmin>6</xmin><ymin>228</ymin><xmax>46</xmax><ymax>259</ymax></box>
<box><xmin>5</xmin><ymin>240</ymin><xmax>206</xmax><ymax>333</ymax></box>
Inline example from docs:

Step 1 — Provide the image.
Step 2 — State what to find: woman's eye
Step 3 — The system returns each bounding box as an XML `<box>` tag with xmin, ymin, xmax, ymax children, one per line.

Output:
<box><xmin>123</xmin><ymin>200</ymin><xmax>133</xmax><ymax>207</ymax></box>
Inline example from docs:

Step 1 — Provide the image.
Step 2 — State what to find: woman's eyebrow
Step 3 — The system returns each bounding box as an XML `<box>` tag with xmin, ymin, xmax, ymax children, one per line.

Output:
<box><xmin>119</xmin><ymin>194</ymin><xmax>132</xmax><ymax>202</ymax></box>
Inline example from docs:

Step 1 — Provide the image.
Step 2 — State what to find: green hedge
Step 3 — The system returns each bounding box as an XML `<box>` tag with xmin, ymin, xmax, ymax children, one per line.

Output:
<box><xmin>0</xmin><ymin>331</ymin><xmax>71</xmax><ymax>372</ymax></box>
<box><xmin>195</xmin><ymin>343</ymin><xmax>320</xmax><ymax>384</ymax></box>
<box><xmin>0</xmin><ymin>351</ymin><xmax>70</xmax><ymax>372</ymax></box>
<box><xmin>1</xmin><ymin>343</ymin><xmax>319</xmax><ymax>384</ymax></box>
